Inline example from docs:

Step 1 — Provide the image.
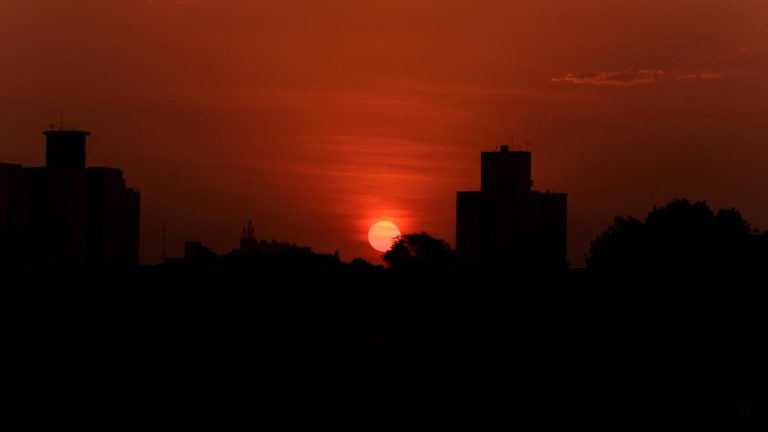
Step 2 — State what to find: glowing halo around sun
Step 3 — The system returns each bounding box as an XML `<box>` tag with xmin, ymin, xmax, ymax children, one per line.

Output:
<box><xmin>368</xmin><ymin>221</ymin><xmax>401</xmax><ymax>252</ymax></box>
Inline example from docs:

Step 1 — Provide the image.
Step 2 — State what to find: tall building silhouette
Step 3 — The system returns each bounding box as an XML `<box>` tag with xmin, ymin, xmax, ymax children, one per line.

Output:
<box><xmin>456</xmin><ymin>145</ymin><xmax>567</xmax><ymax>269</ymax></box>
<box><xmin>0</xmin><ymin>130</ymin><xmax>140</xmax><ymax>270</ymax></box>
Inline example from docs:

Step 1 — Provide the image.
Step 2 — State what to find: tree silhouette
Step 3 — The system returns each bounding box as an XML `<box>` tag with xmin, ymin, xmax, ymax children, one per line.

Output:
<box><xmin>383</xmin><ymin>232</ymin><xmax>454</xmax><ymax>272</ymax></box>
<box><xmin>587</xmin><ymin>199</ymin><xmax>768</xmax><ymax>288</ymax></box>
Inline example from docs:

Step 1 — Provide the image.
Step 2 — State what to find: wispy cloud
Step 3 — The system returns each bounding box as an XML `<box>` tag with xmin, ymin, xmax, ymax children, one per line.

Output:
<box><xmin>679</xmin><ymin>72</ymin><xmax>723</xmax><ymax>80</ymax></box>
<box><xmin>145</xmin><ymin>0</ymin><xmax>190</xmax><ymax>5</ymax></box>
<box><xmin>551</xmin><ymin>70</ymin><xmax>665</xmax><ymax>87</ymax></box>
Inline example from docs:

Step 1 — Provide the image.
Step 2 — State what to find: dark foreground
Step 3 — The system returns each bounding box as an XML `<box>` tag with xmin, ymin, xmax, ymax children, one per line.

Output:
<box><xmin>5</xmin><ymin>264</ymin><xmax>767</xmax><ymax>428</ymax></box>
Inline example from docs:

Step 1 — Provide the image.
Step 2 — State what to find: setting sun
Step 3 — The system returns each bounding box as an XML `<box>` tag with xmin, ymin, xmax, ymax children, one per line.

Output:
<box><xmin>368</xmin><ymin>221</ymin><xmax>401</xmax><ymax>252</ymax></box>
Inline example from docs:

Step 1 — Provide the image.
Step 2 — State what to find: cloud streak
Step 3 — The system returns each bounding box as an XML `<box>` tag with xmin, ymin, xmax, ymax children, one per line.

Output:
<box><xmin>145</xmin><ymin>0</ymin><xmax>190</xmax><ymax>5</ymax></box>
<box><xmin>680</xmin><ymin>71</ymin><xmax>723</xmax><ymax>80</ymax></box>
<box><xmin>552</xmin><ymin>69</ymin><xmax>725</xmax><ymax>87</ymax></box>
<box><xmin>551</xmin><ymin>70</ymin><xmax>665</xmax><ymax>87</ymax></box>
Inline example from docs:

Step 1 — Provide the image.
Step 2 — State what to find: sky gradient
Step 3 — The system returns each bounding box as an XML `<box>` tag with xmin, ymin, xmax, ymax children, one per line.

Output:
<box><xmin>1</xmin><ymin>0</ymin><xmax>766</xmax><ymax>265</ymax></box>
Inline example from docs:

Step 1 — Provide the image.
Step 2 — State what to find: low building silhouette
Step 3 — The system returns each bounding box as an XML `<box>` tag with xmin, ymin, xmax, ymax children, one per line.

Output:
<box><xmin>456</xmin><ymin>145</ymin><xmax>567</xmax><ymax>269</ymax></box>
<box><xmin>0</xmin><ymin>130</ymin><xmax>140</xmax><ymax>270</ymax></box>
<box><xmin>163</xmin><ymin>221</ymin><xmax>313</xmax><ymax>266</ymax></box>
<box><xmin>233</xmin><ymin>220</ymin><xmax>312</xmax><ymax>256</ymax></box>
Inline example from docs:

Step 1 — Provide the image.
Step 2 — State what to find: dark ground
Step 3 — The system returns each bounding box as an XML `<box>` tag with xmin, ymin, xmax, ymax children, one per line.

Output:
<box><xmin>4</xmin><ymin>263</ymin><xmax>766</xmax><ymax>428</ymax></box>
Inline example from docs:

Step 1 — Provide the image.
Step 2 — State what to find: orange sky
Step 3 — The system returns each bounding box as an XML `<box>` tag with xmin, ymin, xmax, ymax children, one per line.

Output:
<box><xmin>1</xmin><ymin>0</ymin><xmax>766</xmax><ymax>265</ymax></box>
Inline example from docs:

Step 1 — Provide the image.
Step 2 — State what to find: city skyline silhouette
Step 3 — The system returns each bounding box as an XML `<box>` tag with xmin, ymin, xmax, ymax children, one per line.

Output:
<box><xmin>0</xmin><ymin>1</ymin><xmax>766</xmax><ymax>426</ymax></box>
<box><xmin>1</xmin><ymin>1</ymin><xmax>766</xmax><ymax>265</ymax></box>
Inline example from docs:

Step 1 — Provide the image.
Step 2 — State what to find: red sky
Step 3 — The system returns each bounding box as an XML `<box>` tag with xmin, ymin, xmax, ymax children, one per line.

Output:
<box><xmin>1</xmin><ymin>0</ymin><xmax>766</xmax><ymax>265</ymax></box>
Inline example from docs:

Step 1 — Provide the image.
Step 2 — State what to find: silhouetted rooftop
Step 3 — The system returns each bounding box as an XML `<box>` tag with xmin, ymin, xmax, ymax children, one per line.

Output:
<box><xmin>43</xmin><ymin>130</ymin><xmax>91</xmax><ymax>137</ymax></box>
